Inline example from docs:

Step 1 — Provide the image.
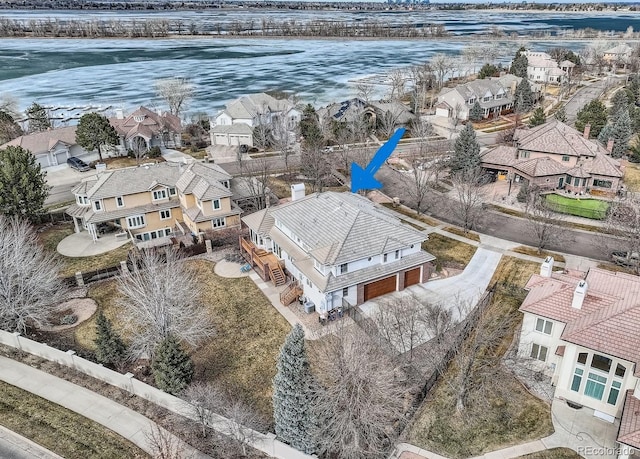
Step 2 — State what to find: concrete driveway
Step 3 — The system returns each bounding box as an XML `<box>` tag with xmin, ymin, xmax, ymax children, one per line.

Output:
<box><xmin>360</xmin><ymin>247</ymin><xmax>502</xmax><ymax>352</ymax></box>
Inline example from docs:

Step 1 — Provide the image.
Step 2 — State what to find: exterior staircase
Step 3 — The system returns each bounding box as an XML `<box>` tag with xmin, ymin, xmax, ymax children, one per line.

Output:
<box><xmin>280</xmin><ymin>281</ymin><xmax>303</xmax><ymax>306</ymax></box>
<box><xmin>268</xmin><ymin>263</ymin><xmax>286</xmax><ymax>286</ymax></box>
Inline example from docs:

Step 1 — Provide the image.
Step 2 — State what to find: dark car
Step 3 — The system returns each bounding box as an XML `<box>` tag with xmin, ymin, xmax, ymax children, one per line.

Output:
<box><xmin>67</xmin><ymin>156</ymin><xmax>90</xmax><ymax>172</ymax></box>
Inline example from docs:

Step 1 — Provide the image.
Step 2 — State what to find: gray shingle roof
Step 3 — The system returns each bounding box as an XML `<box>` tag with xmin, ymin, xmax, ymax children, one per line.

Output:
<box><xmin>211</xmin><ymin>123</ymin><xmax>254</xmax><ymax>135</ymax></box>
<box><xmin>515</xmin><ymin>119</ymin><xmax>604</xmax><ymax>158</ymax></box>
<box><xmin>246</xmin><ymin>192</ymin><xmax>428</xmax><ymax>266</ymax></box>
<box><xmin>84</xmin><ymin>163</ymin><xmax>183</xmax><ymax>200</ymax></box>
<box><xmin>1</xmin><ymin>126</ymin><xmax>78</xmax><ymax>155</ymax></box>
<box><xmin>86</xmin><ymin>199</ymin><xmax>181</xmax><ymax>224</ymax></box>
<box><xmin>184</xmin><ymin>202</ymin><xmax>241</xmax><ymax>223</ymax></box>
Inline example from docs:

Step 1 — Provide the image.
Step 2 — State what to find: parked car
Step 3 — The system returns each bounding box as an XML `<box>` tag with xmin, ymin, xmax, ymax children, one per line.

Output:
<box><xmin>67</xmin><ymin>156</ymin><xmax>90</xmax><ymax>172</ymax></box>
<box><xmin>611</xmin><ymin>251</ymin><xmax>640</xmax><ymax>268</ymax></box>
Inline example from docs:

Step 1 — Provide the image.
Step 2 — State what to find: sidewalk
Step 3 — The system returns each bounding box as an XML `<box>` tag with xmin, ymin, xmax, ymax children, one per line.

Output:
<box><xmin>0</xmin><ymin>356</ymin><xmax>209</xmax><ymax>459</ymax></box>
<box><xmin>0</xmin><ymin>425</ymin><xmax>63</xmax><ymax>459</ymax></box>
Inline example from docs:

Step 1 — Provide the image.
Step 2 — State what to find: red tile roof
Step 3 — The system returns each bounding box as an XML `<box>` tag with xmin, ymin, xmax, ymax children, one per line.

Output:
<box><xmin>618</xmin><ymin>390</ymin><xmax>640</xmax><ymax>448</ymax></box>
<box><xmin>520</xmin><ymin>268</ymin><xmax>640</xmax><ymax>375</ymax></box>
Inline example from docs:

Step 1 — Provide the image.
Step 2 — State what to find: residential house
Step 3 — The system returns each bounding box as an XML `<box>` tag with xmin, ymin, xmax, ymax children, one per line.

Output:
<box><xmin>435</xmin><ymin>74</ymin><xmax>522</xmax><ymax>121</ymax></box>
<box><xmin>524</xmin><ymin>51</ymin><xmax>569</xmax><ymax>85</ymax></box>
<box><xmin>1</xmin><ymin>126</ymin><xmax>95</xmax><ymax>169</ymax></box>
<box><xmin>65</xmin><ymin>161</ymin><xmax>241</xmax><ymax>245</ymax></box>
<box><xmin>211</xmin><ymin>93</ymin><xmax>300</xmax><ymax>147</ymax></box>
<box><xmin>604</xmin><ymin>43</ymin><xmax>635</xmax><ymax>68</ymax></box>
<box><xmin>518</xmin><ymin>258</ymin><xmax>640</xmax><ymax>454</ymax></box>
<box><xmin>480</xmin><ymin>120</ymin><xmax>623</xmax><ymax>195</ymax></box>
<box><xmin>109</xmin><ymin>106</ymin><xmax>182</xmax><ymax>154</ymax></box>
<box><xmin>240</xmin><ymin>188</ymin><xmax>436</xmax><ymax>314</ymax></box>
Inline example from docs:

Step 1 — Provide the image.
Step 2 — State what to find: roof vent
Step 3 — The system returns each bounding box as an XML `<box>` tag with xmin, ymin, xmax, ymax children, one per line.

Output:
<box><xmin>540</xmin><ymin>256</ymin><xmax>554</xmax><ymax>277</ymax></box>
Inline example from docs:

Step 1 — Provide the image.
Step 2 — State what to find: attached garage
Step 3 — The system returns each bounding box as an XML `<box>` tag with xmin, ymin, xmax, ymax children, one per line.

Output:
<box><xmin>404</xmin><ymin>267</ymin><xmax>421</xmax><ymax>287</ymax></box>
<box><xmin>364</xmin><ymin>275</ymin><xmax>397</xmax><ymax>302</ymax></box>
<box><xmin>34</xmin><ymin>154</ymin><xmax>50</xmax><ymax>168</ymax></box>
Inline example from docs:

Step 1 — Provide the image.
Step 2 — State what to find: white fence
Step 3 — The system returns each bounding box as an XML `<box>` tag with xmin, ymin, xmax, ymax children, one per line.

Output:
<box><xmin>0</xmin><ymin>330</ymin><xmax>314</xmax><ymax>459</ymax></box>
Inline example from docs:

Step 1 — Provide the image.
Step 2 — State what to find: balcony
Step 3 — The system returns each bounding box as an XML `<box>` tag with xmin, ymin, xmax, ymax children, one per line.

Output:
<box><xmin>239</xmin><ymin>237</ymin><xmax>287</xmax><ymax>287</ymax></box>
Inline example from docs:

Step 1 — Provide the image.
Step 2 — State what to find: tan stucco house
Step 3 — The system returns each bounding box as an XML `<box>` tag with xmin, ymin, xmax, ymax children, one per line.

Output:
<box><xmin>65</xmin><ymin>162</ymin><xmax>241</xmax><ymax>246</ymax></box>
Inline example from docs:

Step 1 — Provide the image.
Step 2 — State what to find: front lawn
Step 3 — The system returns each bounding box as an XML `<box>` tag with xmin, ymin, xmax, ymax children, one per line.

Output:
<box><xmin>408</xmin><ymin>257</ymin><xmax>552</xmax><ymax>458</ymax></box>
<box><xmin>545</xmin><ymin>194</ymin><xmax>609</xmax><ymax>220</ymax></box>
<box><xmin>422</xmin><ymin>233</ymin><xmax>477</xmax><ymax>271</ymax></box>
<box><xmin>624</xmin><ymin>162</ymin><xmax>640</xmax><ymax>192</ymax></box>
<box><xmin>37</xmin><ymin>223</ymin><xmax>131</xmax><ymax>277</ymax></box>
<box><xmin>0</xmin><ymin>380</ymin><xmax>147</xmax><ymax>459</ymax></box>
<box><xmin>77</xmin><ymin>259</ymin><xmax>290</xmax><ymax>423</ymax></box>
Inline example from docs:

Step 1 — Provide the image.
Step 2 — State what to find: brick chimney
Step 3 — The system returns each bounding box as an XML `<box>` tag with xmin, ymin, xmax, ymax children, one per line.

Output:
<box><xmin>583</xmin><ymin>123</ymin><xmax>591</xmax><ymax>139</ymax></box>
<box><xmin>607</xmin><ymin>138</ymin><xmax>614</xmax><ymax>153</ymax></box>
<box><xmin>571</xmin><ymin>281</ymin><xmax>588</xmax><ymax>309</ymax></box>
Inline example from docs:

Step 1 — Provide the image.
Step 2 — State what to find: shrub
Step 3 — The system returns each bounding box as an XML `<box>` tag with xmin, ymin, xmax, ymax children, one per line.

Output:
<box><xmin>148</xmin><ymin>146</ymin><xmax>162</xmax><ymax>158</ymax></box>
<box><xmin>60</xmin><ymin>314</ymin><xmax>78</xmax><ymax>325</ymax></box>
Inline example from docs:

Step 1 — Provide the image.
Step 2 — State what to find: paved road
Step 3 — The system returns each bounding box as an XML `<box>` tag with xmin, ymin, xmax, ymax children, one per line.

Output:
<box><xmin>563</xmin><ymin>77</ymin><xmax>622</xmax><ymax>126</ymax></box>
<box><xmin>377</xmin><ymin>165</ymin><xmax>622</xmax><ymax>261</ymax></box>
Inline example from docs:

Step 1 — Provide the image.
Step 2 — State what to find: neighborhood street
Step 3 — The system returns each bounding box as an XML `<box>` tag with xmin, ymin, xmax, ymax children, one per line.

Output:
<box><xmin>563</xmin><ymin>76</ymin><xmax>618</xmax><ymax>125</ymax></box>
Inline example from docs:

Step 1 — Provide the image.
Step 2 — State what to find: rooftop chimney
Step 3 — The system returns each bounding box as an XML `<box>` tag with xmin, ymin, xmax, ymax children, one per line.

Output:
<box><xmin>115</xmin><ymin>108</ymin><xmax>124</xmax><ymax>120</ymax></box>
<box><xmin>264</xmin><ymin>187</ymin><xmax>271</xmax><ymax>208</ymax></box>
<box><xmin>571</xmin><ymin>280</ymin><xmax>588</xmax><ymax>309</ymax></box>
<box><xmin>540</xmin><ymin>256</ymin><xmax>554</xmax><ymax>277</ymax></box>
<box><xmin>607</xmin><ymin>138</ymin><xmax>614</xmax><ymax>153</ymax></box>
<box><xmin>291</xmin><ymin>183</ymin><xmax>305</xmax><ymax>201</ymax></box>
<box><xmin>583</xmin><ymin>123</ymin><xmax>591</xmax><ymax>139</ymax></box>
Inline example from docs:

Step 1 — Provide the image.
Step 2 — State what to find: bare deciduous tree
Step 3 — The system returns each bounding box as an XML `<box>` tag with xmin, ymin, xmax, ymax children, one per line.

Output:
<box><xmin>388</xmin><ymin>68</ymin><xmax>406</xmax><ymax>102</ymax></box>
<box><xmin>451</xmin><ymin>168</ymin><xmax>487</xmax><ymax>233</ymax></box>
<box><xmin>301</xmin><ymin>146</ymin><xmax>331</xmax><ymax>193</ymax></box>
<box><xmin>0</xmin><ymin>217</ymin><xmax>67</xmax><ymax>333</ymax></box>
<box><xmin>376</xmin><ymin>293</ymin><xmax>426</xmax><ymax>361</ymax></box>
<box><xmin>524</xmin><ymin>191</ymin><xmax>567</xmax><ymax>254</ymax></box>
<box><xmin>602</xmin><ymin>195</ymin><xmax>640</xmax><ymax>273</ymax></box>
<box><xmin>311</xmin><ymin>324</ymin><xmax>406</xmax><ymax>459</ymax></box>
<box><xmin>355</xmin><ymin>82</ymin><xmax>375</xmax><ymax>103</ymax></box>
<box><xmin>155</xmin><ymin>77</ymin><xmax>194</xmax><ymax>117</ymax></box>
<box><xmin>117</xmin><ymin>248</ymin><xmax>213</xmax><ymax>359</ymax></box>
<box><xmin>145</xmin><ymin>423</ymin><xmax>185</xmax><ymax>459</ymax></box>
<box><xmin>409</xmin><ymin>162</ymin><xmax>431</xmax><ymax>216</ymax></box>
<box><xmin>271</xmin><ymin>115</ymin><xmax>293</xmax><ymax>170</ymax></box>
<box><xmin>431</xmin><ymin>53</ymin><xmax>454</xmax><ymax>91</ymax></box>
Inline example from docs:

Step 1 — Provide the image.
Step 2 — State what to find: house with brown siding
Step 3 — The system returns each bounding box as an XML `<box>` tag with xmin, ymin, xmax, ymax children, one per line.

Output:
<box><xmin>66</xmin><ymin>162</ymin><xmax>240</xmax><ymax>246</ymax></box>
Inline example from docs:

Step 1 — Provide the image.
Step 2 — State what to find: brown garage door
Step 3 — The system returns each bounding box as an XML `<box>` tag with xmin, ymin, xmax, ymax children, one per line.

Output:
<box><xmin>404</xmin><ymin>267</ymin><xmax>421</xmax><ymax>287</ymax></box>
<box><xmin>364</xmin><ymin>275</ymin><xmax>397</xmax><ymax>301</ymax></box>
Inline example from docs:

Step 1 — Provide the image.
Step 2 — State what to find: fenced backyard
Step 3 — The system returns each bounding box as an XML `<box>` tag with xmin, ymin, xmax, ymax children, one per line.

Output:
<box><xmin>544</xmin><ymin>194</ymin><xmax>609</xmax><ymax>220</ymax></box>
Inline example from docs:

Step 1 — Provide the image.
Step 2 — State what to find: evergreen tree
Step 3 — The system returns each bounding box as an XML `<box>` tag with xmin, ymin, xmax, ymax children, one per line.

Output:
<box><xmin>94</xmin><ymin>311</ymin><xmax>127</xmax><ymax>368</ymax></box>
<box><xmin>298</xmin><ymin>104</ymin><xmax>324</xmax><ymax>151</ymax></box>
<box><xmin>273</xmin><ymin>324</ymin><xmax>316</xmax><ymax>454</ymax></box>
<box><xmin>478</xmin><ymin>63</ymin><xmax>499</xmax><ymax>79</ymax></box>
<box><xmin>450</xmin><ymin>123</ymin><xmax>481</xmax><ymax>174</ymax></box>
<box><xmin>514</xmin><ymin>79</ymin><xmax>534</xmax><ymax>113</ymax></box>
<box><xmin>554</xmin><ymin>106</ymin><xmax>567</xmax><ymax>123</ymax></box>
<box><xmin>597</xmin><ymin>123</ymin><xmax>613</xmax><ymax>145</ymax></box>
<box><xmin>0</xmin><ymin>146</ymin><xmax>48</xmax><ymax>222</ymax></box>
<box><xmin>509</xmin><ymin>47</ymin><xmax>528</xmax><ymax>79</ymax></box>
<box><xmin>528</xmin><ymin>107</ymin><xmax>546</xmax><ymax>127</ymax></box>
<box><xmin>469</xmin><ymin>101</ymin><xmax>484</xmax><ymax>122</ymax></box>
<box><xmin>152</xmin><ymin>335</ymin><xmax>194</xmax><ymax>395</ymax></box>
<box><xmin>609</xmin><ymin>109</ymin><xmax>633</xmax><ymax>158</ymax></box>
<box><xmin>25</xmin><ymin>102</ymin><xmax>51</xmax><ymax>133</ymax></box>
<box><xmin>609</xmin><ymin>90</ymin><xmax>630</xmax><ymax>123</ymax></box>
<box><xmin>575</xmin><ymin>100</ymin><xmax>607</xmax><ymax>138</ymax></box>
<box><xmin>75</xmin><ymin>112</ymin><xmax>119</xmax><ymax>161</ymax></box>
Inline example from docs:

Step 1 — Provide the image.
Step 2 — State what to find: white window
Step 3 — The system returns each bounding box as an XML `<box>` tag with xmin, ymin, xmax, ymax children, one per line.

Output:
<box><xmin>483</xmin><ymin>96</ymin><xmax>491</xmax><ymax>102</ymax></box>
<box><xmin>116</xmin><ymin>196</ymin><xmax>124</xmax><ymax>208</ymax></box>
<box><xmin>212</xmin><ymin>217</ymin><xmax>225</xmax><ymax>228</ymax></box>
<box><xmin>212</xmin><ymin>199</ymin><xmax>221</xmax><ymax>210</ymax></box>
<box><xmin>168</xmin><ymin>187</ymin><xmax>177</xmax><ymax>196</ymax></box>
<box><xmin>535</xmin><ymin>318</ymin><xmax>553</xmax><ymax>335</ymax></box>
<box><xmin>152</xmin><ymin>189</ymin><xmax>167</xmax><ymax>201</ymax></box>
<box><xmin>340</xmin><ymin>263</ymin><xmax>348</xmax><ymax>274</ymax></box>
<box><xmin>196</xmin><ymin>198</ymin><xmax>202</xmax><ymax>209</ymax></box>
<box><xmin>93</xmin><ymin>200</ymin><xmax>103</xmax><ymax>211</ymax></box>
<box><xmin>395</xmin><ymin>250</ymin><xmax>400</xmax><ymax>260</ymax></box>
<box><xmin>383</xmin><ymin>253</ymin><xmax>388</xmax><ymax>263</ymax></box>
<box><xmin>126</xmin><ymin>215</ymin><xmax>146</xmax><ymax>229</ymax></box>
<box><xmin>160</xmin><ymin>209</ymin><xmax>171</xmax><ymax>220</ymax></box>
<box><xmin>76</xmin><ymin>195</ymin><xmax>89</xmax><ymax>206</ymax></box>
<box><xmin>342</xmin><ymin>287</ymin><xmax>349</xmax><ymax>297</ymax></box>
<box><xmin>530</xmin><ymin>343</ymin><xmax>548</xmax><ymax>362</ymax></box>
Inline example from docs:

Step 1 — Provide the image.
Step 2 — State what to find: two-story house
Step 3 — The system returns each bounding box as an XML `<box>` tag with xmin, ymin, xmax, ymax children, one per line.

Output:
<box><xmin>65</xmin><ymin>162</ymin><xmax>241</xmax><ymax>246</ymax></box>
<box><xmin>524</xmin><ymin>51</ymin><xmax>569</xmax><ymax>85</ymax></box>
<box><xmin>518</xmin><ymin>258</ymin><xmax>640</xmax><ymax>454</ymax></box>
<box><xmin>109</xmin><ymin>106</ymin><xmax>182</xmax><ymax>154</ymax></box>
<box><xmin>210</xmin><ymin>93</ymin><xmax>300</xmax><ymax>147</ymax></box>
<box><xmin>480</xmin><ymin>119</ymin><xmax>623</xmax><ymax>195</ymax></box>
<box><xmin>435</xmin><ymin>74</ymin><xmax>522</xmax><ymax>121</ymax></box>
<box><xmin>240</xmin><ymin>188</ymin><xmax>436</xmax><ymax>314</ymax></box>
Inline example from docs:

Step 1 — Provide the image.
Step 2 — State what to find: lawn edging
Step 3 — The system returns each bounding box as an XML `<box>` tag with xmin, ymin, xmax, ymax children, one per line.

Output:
<box><xmin>0</xmin><ymin>330</ymin><xmax>312</xmax><ymax>459</ymax></box>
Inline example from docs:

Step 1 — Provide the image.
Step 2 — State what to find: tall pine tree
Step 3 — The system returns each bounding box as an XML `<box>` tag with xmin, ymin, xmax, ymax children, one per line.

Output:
<box><xmin>528</xmin><ymin>107</ymin><xmax>546</xmax><ymax>127</ymax></box>
<box><xmin>575</xmin><ymin>100</ymin><xmax>607</xmax><ymax>139</ymax></box>
<box><xmin>25</xmin><ymin>102</ymin><xmax>51</xmax><ymax>133</ymax></box>
<box><xmin>554</xmin><ymin>106</ymin><xmax>567</xmax><ymax>123</ymax></box>
<box><xmin>514</xmin><ymin>79</ymin><xmax>534</xmax><ymax>113</ymax></box>
<box><xmin>469</xmin><ymin>101</ymin><xmax>484</xmax><ymax>121</ymax></box>
<box><xmin>273</xmin><ymin>324</ymin><xmax>316</xmax><ymax>454</ymax></box>
<box><xmin>94</xmin><ymin>311</ymin><xmax>127</xmax><ymax>368</ymax></box>
<box><xmin>509</xmin><ymin>47</ymin><xmax>528</xmax><ymax>79</ymax></box>
<box><xmin>450</xmin><ymin>123</ymin><xmax>481</xmax><ymax>174</ymax></box>
<box><xmin>0</xmin><ymin>146</ymin><xmax>48</xmax><ymax>222</ymax></box>
<box><xmin>152</xmin><ymin>335</ymin><xmax>194</xmax><ymax>395</ymax></box>
<box><xmin>609</xmin><ymin>109</ymin><xmax>633</xmax><ymax>158</ymax></box>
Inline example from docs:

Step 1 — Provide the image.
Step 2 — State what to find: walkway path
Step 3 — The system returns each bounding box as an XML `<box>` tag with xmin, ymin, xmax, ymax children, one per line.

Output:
<box><xmin>0</xmin><ymin>356</ymin><xmax>209</xmax><ymax>459</ymax></box>
<box><xmin>0</xmin><ymin>425</ymin><xmax>63</xmax><ymax>459</ymax></box>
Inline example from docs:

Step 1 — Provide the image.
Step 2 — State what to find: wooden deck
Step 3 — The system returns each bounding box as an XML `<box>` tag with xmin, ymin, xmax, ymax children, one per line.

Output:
<box><xmin>240</xmin><ymin>237</ymin><xmax>287</xmax><ymax>286</ymax></box>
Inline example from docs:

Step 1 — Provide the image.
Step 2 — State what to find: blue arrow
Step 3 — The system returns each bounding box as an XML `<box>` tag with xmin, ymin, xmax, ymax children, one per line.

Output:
<box><xmin>351</xmin><ymin>127</ymin><xmax>406</xmax><ymax>193</ymax></box>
